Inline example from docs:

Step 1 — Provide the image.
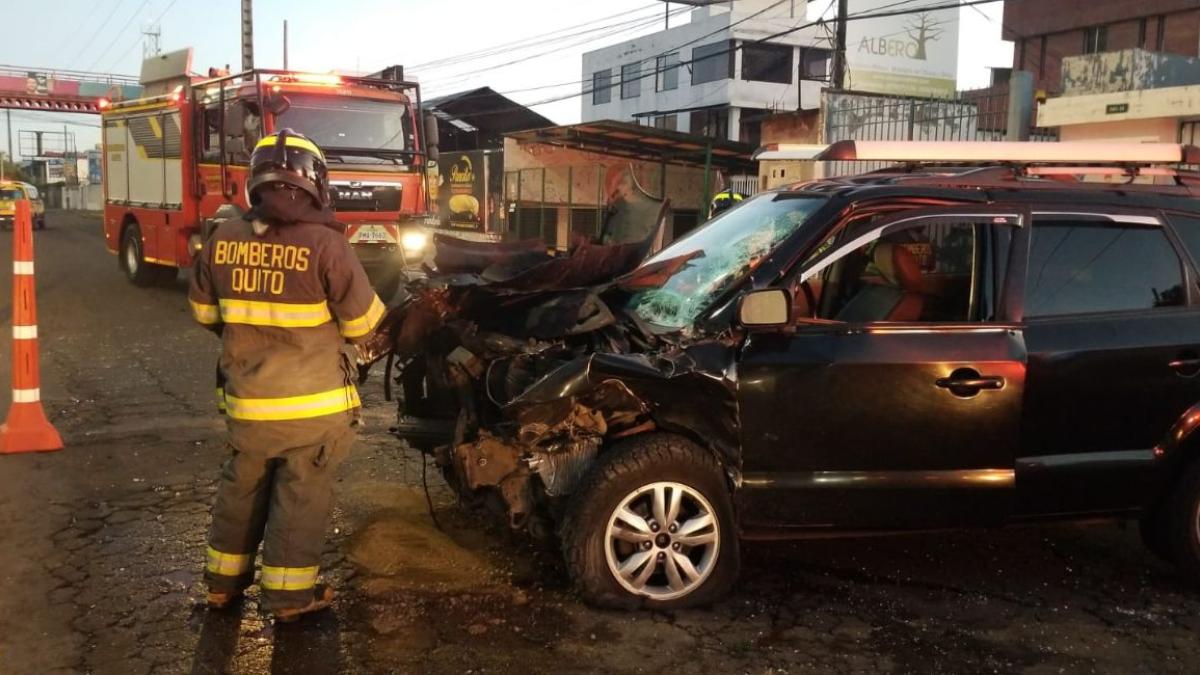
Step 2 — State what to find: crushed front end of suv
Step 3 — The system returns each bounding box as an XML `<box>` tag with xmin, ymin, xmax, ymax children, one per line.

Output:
<box><xmin>362</xmin><ymin>149</ymin><xmax>1200</xmax><ymax>609</ymax></box>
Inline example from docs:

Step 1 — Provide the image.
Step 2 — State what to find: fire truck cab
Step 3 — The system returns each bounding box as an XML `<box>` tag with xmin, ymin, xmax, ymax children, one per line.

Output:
<box><xmin>102</xmin><ymin>57</ymin><xmax>437</xmax><ymax>299</ymax></box>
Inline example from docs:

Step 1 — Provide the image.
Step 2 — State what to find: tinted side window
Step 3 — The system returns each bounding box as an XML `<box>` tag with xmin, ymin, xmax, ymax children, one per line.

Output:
<box><xmin>815</xmin><ymin>221</ymin><xmax>983</xmax><ymax>323</ymax></box>
<box><xmin>1025</xmin><ymin>219</ymin><xmax>1185</xmax><ymax>318</ymax></box>
<box><xmin>1166</xmin><ymin>213</ymin><xmax>1200</xmax><ymax>267</ymax></box>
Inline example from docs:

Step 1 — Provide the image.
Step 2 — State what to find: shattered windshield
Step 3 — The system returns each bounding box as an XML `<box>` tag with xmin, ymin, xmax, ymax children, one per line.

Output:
<box><xmin>623</xmin><ymin>193</ymin><xmax>827</xmax><ymax>329</ymax></box>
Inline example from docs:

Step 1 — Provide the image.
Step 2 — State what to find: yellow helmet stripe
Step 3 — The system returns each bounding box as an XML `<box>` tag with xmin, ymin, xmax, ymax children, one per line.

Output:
<box><xmin>254</xmin><ymin>134</ymin><xmax>324</xmax><ymax>161</ymax></box>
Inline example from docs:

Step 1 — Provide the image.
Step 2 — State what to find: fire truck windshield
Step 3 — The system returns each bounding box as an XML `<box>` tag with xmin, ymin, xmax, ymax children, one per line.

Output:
<box><xmin>275</xmin><ymin>93</ymin><xmax>411</xmax><ymax>160</ymax></box>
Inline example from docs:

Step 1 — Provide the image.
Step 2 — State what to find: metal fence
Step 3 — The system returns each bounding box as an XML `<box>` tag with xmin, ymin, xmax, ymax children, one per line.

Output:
<box><xmin>823</xmin><ymin>88</ymin><xmax>1059</xmax><ymax>176</ymax></box>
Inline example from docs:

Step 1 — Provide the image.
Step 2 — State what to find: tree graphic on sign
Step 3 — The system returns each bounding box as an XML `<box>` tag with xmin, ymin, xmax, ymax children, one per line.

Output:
<box><xmin>904</xmin><ymin>12</ymin><xmax>946</xmax><ymax>61</ymax></box>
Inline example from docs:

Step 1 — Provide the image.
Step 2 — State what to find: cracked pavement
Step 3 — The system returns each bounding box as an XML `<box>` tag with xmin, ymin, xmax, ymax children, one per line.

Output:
<box><xmin>1</xmin><ymin>212</ymin><xmax>1199</xmax><ymax>674</ymax></box>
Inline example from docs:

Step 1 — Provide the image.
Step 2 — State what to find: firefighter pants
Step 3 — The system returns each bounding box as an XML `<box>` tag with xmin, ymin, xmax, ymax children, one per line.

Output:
<box><xmin>204</xmin><ymin>423</ymin><xmax>354</xmax><ymax>610</ymax></box>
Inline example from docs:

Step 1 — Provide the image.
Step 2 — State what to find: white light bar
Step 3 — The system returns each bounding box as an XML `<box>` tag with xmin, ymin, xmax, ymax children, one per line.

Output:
<box><xmin>814</xmin><ymin>141</ymin><xmax>1200</xmax><ymax>165</ymax></box>
<box><xmin>753</xmin><ymin>144</ymin><xmax>828</xmax><ymax>161</ymax></box>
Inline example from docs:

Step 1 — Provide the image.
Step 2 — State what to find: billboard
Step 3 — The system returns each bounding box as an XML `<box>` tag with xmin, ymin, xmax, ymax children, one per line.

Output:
<box><xmin>845</xmin><ymin>0</ymin><xmax>960</xmax><ymax>97</ymax></box>
<box><xmin>435</xmin><ymin>150</ymin><xmax>504</xmax><ymax>232</ymax></box>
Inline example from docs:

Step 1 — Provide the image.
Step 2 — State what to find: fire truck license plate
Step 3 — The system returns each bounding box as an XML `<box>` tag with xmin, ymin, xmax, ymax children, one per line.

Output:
<box><xmin>352</xmin><ymin>225</ymin><xmax>392</xmax><ymax>243</ymax></box>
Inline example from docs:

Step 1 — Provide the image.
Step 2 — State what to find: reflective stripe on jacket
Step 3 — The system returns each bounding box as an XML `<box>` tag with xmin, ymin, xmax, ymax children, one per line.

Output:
<box><xmin>189</xmin><ymin>217</ymin><xmax>383</xmax><ymax>431</ymax></box>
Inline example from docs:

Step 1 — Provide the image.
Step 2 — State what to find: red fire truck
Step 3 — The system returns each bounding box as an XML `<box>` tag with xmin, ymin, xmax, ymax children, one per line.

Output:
<box><xmin>101</xmin><ymin>65</ymin><xmax>438</xmax><ymax>298</ymax></box>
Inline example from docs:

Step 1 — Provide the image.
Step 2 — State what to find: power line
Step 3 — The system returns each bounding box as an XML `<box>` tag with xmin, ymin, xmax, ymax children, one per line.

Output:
<box><xmin>103</xmin><ymin>0</ymin><xmax>181</xmax><ymax>73</ymax></box>
<box><xmin>86</xmin><ymin>0</ymin><xmax>154</xmax><ymax>73</ymax></box>
<box><xmin>426</xmin><ymin>0</ymin><xmax>794</xmax><ymax>108</ymax></box>
<box><xmin>67</xmin><ymin>0</ymin><xmax>130</xmax><ymax>69</ymax></box>
<box><xmin>51</xmin><ymin>0</ymin><xmax>110</xmax><ymax>60</ymax></box>
<box><xmin>414</xmin><ymin>3</ymin><xmax>675</xmax><ymax>72</ymax></box>
<box><xmin>422</xmin><ymin>8</ymin><xmax>689</xmax><ymax>97</ymax></box>
<box><xmin>444</xmin><ymin>0</ymin><xmax>1005</xmax><ymax>122</ymax></box>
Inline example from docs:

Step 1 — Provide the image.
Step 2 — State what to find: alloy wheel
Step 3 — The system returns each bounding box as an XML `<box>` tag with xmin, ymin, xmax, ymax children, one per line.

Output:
<box><xmin>604</xmin><ymin>481</ymin><xmax>720</xmax><ymax>601</ymax></box>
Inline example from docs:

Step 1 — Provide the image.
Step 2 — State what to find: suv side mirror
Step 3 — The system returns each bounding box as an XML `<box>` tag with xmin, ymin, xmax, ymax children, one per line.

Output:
<box><xmin>738</xmin><ymin>288</ymin><xmax>791</xmax><ymax>328</ymax></box>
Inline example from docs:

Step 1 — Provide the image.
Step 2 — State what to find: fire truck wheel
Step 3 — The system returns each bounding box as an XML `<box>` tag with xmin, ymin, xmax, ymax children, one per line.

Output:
<box><xmin>121</xmin><ymin>223</ymin><xmax>161</xmax><ymax>287</ymax></box>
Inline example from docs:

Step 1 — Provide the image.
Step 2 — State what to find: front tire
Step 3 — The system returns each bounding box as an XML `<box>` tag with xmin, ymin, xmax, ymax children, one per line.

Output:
<box><xmin>1166</xmin><ymin>461</ymin><xmax>1200</xmax><ymax>582</ymax></box>
<box><xmin>560</xmin><ymin>433</ymin><xmax>739</xmax><ymax>610</ymax></box>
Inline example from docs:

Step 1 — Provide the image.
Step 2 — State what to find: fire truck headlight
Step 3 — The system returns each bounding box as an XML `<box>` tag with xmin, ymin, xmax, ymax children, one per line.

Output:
<box><xmin>401</xmin><ymin>230</ymin><xmax>429</xmax><ymax>253</ymax></box>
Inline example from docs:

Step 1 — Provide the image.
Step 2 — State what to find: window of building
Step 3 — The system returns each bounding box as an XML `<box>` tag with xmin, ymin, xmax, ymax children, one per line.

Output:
<box><xmin>692</xmin><ymin>41</ymin><xmax>732</xmax><ymax>85</ymax></box>
<box><xmin>1024</xmin><ymin>218</ymin><xmax>1186</xmax><ymax>317</ymax></box>
<box><xmin>1138</xmin><ymin>18</ymin><xmax>1148</xmax><ymax>48</ymax></box>
<box><xmin>656</xmin><ymin>53</ymin><xmax>680</xmax><ymax>91</ymax></box>
<box><xmin>742</xmin><ymin>42</ymin><xmax>793</xmax><ymax>83</ymax></box>
<box><xmin>621</xmin><ymin>62</ymin><xmax>641</xmax><ymax>99</ymax></box>
<box><xmin>592</xmin><ymin>69</ymin><xmax>613</xmax><ymax>105</ymax></box>
<box><xmin>571</xmin><ymin>208</ymin><xmax>602</xmax><ymax>241</ymax></box>
<box><xmin>1083</xmin><ymin>26</ymin><xmax>1108</xmax><ymax>54</ymax></box>
<box><xmin>653</xmin><ymin>114</ymin><xmax>678</xmax><ymax>131</ymax></box>
<box><xmin>516</xmin><ymin>207</ymin><xmax>558</xmax><ymax>243</ymax></box>
<box><xmin>1156</xmin><ymin>15</ymin><xmax>1166</xmax><ymax>50</ymax></box>
<box><xmin>672</xmin><ymin>210</ymin><xmax>700</xmax><ymax>239</ymax></box>
<box><xmin>689</xmin><ymin>108</ymin><xmax>730</xmax><ymax>140</ymax></box>
<box><xmin>800</xmin><ymin>47</ymin><xmax>831</xmax><ymax>80</ymax></box>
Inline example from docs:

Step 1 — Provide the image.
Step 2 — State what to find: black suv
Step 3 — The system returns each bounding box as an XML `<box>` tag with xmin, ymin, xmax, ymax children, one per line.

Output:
<box><xmin>381</xmin><ymin>150</ymin><xmax>1200</xmax><ymax>609</ymax></box>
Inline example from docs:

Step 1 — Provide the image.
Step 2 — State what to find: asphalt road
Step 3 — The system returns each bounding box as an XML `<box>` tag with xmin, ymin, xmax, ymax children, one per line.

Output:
<box><xmin>2</xmin><ymin>212</ymin><xmax>1200</xmax><ymax>674</ymax></box>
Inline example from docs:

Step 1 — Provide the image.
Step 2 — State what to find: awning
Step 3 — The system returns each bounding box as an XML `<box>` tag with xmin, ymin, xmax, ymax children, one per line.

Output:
<box><xmin>506</xmin><ymin>120</ymin><xmax>756</xmax><ymax>172</ymax></box>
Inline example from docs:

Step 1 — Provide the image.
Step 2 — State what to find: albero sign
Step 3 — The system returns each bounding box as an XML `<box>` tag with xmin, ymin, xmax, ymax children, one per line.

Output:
<box><xmin>845</xmin><ymin>0</ymin><xmax>960</xmax><ymax>97</ymax></box>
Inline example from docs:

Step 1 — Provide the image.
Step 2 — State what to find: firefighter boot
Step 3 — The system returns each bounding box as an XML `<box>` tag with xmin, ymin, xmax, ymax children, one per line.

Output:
<box><xmin>274</xmin><ymin>585</ymin><xmax>336</xmax><ymax>623</ymax></box>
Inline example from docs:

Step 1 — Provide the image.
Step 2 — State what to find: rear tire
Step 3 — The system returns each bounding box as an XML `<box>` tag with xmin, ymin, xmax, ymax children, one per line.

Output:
<box><xmin>1165</xmin><ymin>460</ymin><xmax>1200</xmax><ymax>583</ymax></box>
<box><xmin>560</xmin><ymin>433</ymin><xmax>739</xmax><ymax>610</ymax></box>
<box><xmin>35</xmin><ymin>217</ymin><xmax>46</xmax><ymax>230</ymax></box>
<box><xmin>121</xmin><ymin>223</ymin><xmax>161</xmax><ymax>287</ymax></box>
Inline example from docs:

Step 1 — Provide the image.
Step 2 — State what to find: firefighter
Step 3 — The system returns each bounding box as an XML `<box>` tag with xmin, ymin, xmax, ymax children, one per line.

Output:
<box><xmin>189</xmin><ymin>129</ymin><xmax>385</xmax><ymax>622</ymax></box>
<box><xmin>709</xmin><ymin>188</ymin><xmax>745</xmax><ymax>217</ymax></box>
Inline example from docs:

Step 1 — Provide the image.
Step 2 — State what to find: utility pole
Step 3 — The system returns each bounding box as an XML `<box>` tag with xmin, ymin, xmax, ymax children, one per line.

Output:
<box><xmin>665</xmin><ymin>2</ymin><xmax>669</xmax><ymax>30</ymax></box>
<box><xmin>142</xmin><ymin>23</ymin><xmax>162</xmax><ymax>60</ymax></box>
<box><xmin>241</xmin><ymin>0</ymin><xmax>254</xmax><ymax>71</ymax></box>
<box><xmin>283</xmin><ymin>20</ymin><xmax>289</xmax><ymax>69</ymax></box>
<box><xmin>5</xmin><ymin>109</ymin><xmax>11</xmax><ymax>180</ymax></box>
<box><xmin>831</xmin><ymin>0</ymin><xmax>848</xmax><ymax>90</ymax></box>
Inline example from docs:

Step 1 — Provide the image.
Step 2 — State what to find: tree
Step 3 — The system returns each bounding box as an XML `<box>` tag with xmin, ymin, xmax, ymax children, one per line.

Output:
<box><xmin>905</xmin><ymin>12</ymin><xmax>947</xmax><ymax>61</ymax></box>
<box><xmin>0</xmin><ymin>153</ymin><xmax>30</xmax><ymax>183</ymax></box>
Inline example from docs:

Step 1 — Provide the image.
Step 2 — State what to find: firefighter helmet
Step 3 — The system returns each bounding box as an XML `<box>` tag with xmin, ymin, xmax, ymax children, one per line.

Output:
<box><xmin>246</xmin><ymin>129</ymin><xmax>330</xmax><ymax>207</ymax></box>
<box><xmin>710</xmin><ymin>189</ymin><xmax>745</xmax><ymax>217</ymax></box>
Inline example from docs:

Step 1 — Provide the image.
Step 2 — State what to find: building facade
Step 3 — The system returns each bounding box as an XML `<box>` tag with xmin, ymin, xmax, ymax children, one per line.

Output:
<box><xmin>1005</xmin><ymin>0</ymin><xmax>1200</xmax><ymax>95</ymax></box>
<box><xmin>580</xmin><ymin>0</ymin><xmax>828</xmax><ymax>146</ymax></box>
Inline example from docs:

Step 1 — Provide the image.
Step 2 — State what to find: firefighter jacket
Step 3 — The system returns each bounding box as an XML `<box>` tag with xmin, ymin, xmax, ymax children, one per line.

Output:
<box><xmin>189</xmin><ymin>202</ymin><xmax>385</xmax><ymax>448</ymax></box>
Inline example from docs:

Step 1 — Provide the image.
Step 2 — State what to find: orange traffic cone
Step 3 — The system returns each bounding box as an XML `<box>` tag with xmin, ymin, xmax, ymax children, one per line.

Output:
<box><xmin>1</xmin><ymin>199</ymin><xmax>62</xmax><ymax>454</ymax></box>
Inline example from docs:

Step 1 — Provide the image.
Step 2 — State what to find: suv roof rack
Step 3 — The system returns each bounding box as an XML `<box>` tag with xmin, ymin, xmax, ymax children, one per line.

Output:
<box><xmin>812</xmin><ymin>140</ymin><xmax>1200</xmax><ymax>165</ymax></box>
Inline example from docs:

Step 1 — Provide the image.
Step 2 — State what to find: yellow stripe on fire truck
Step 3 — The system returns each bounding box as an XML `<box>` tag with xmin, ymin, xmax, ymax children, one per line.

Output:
<box><xmin>338</xmin><ymin>295</ymin><xmax>386</xmax><ymax>338</ymax></box>
<box><xmin>222</xmin><ymin>385</ymin><xmax>361</xmax><ymax>422</ymax></box>
<box><xmin>217</xmin><ymin>298</ymin><xmax>333</xmax><ymax>328</ymax></box>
